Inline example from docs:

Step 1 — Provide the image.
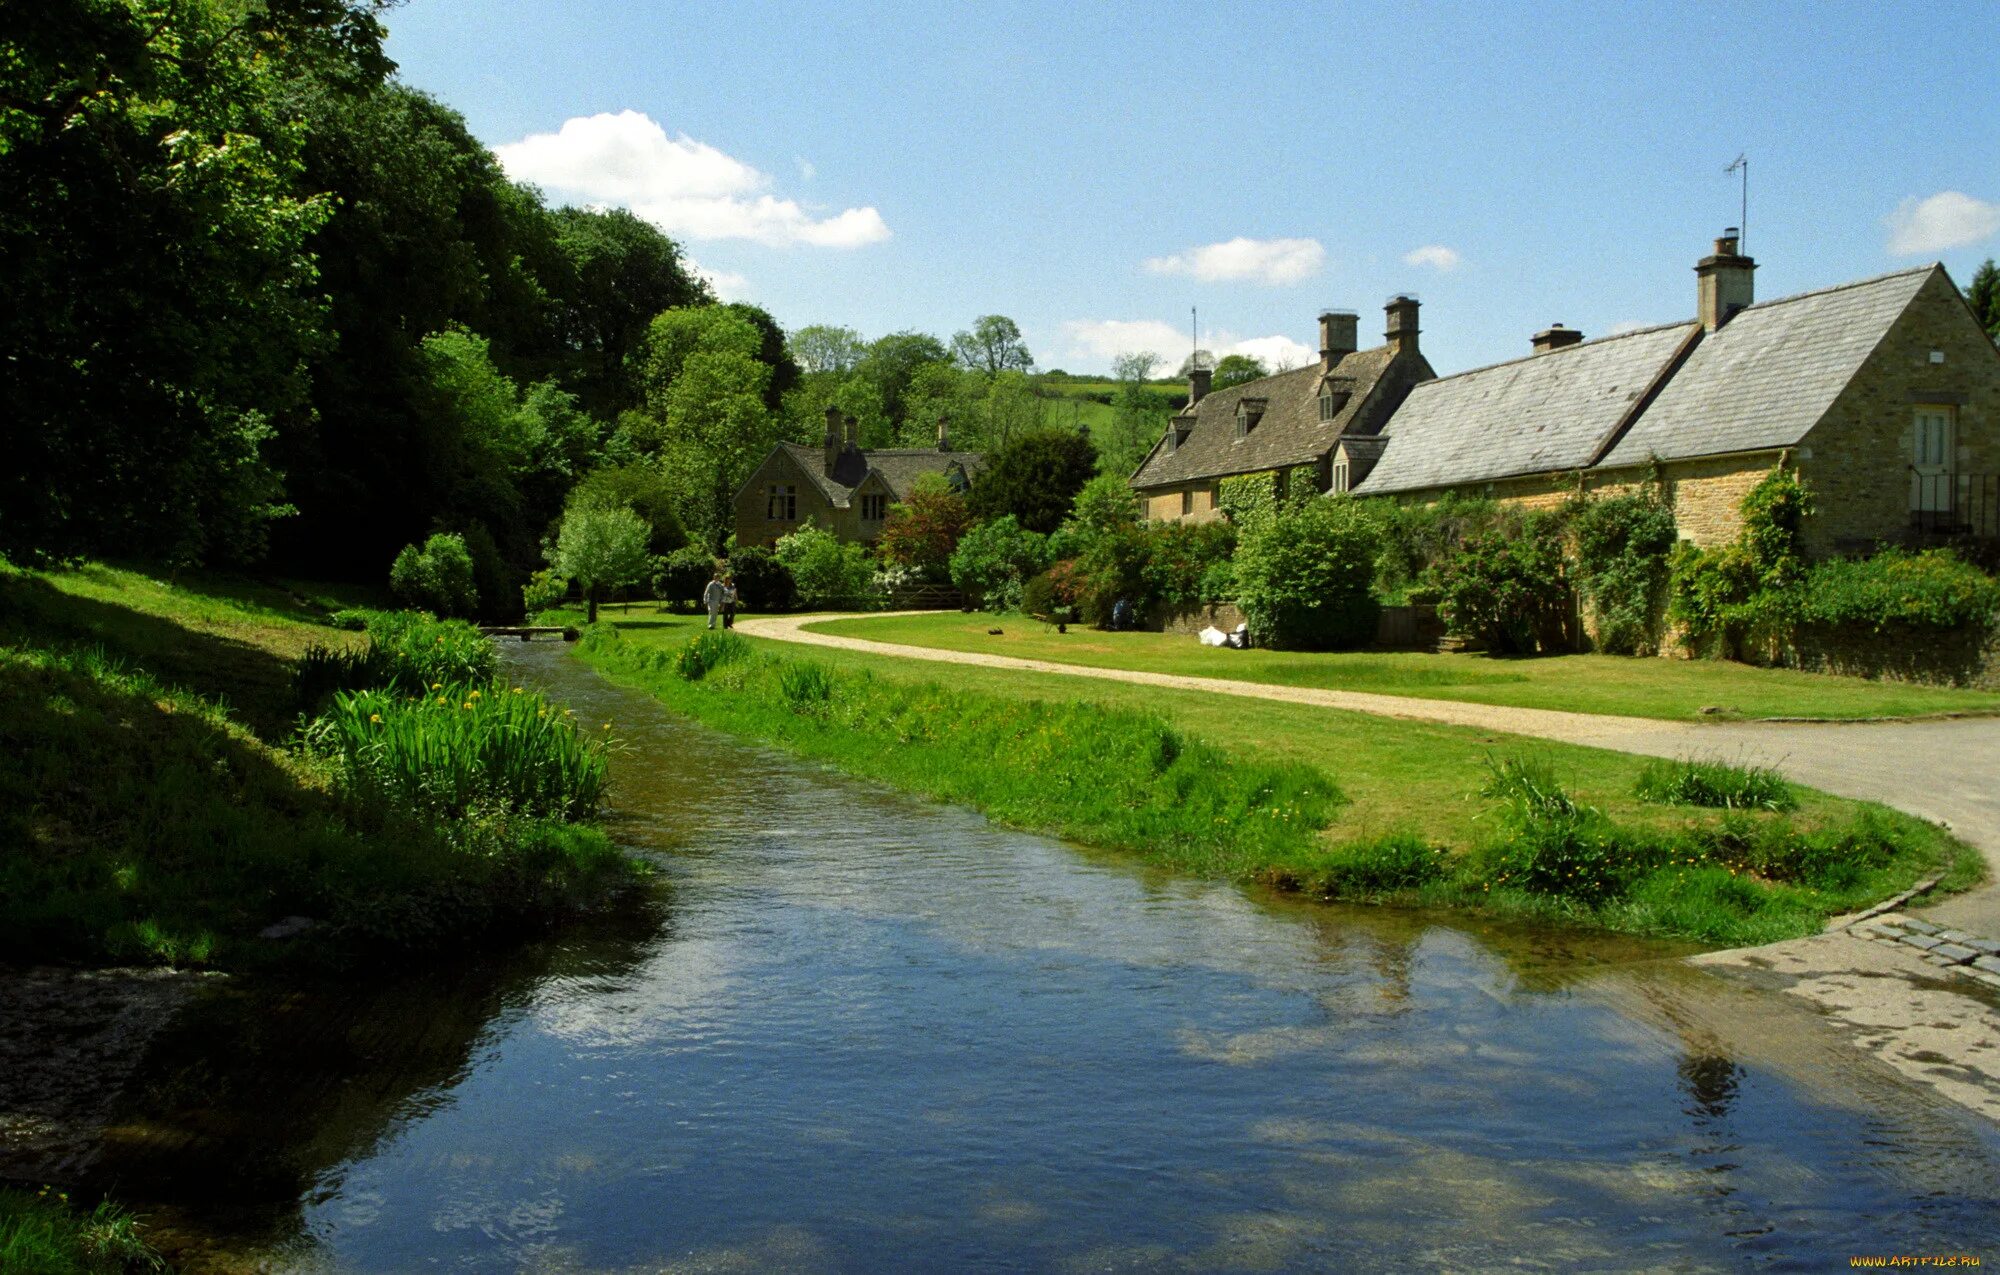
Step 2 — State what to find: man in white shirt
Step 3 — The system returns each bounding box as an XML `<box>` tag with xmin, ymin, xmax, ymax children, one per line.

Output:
<box><xmin>703</xmin><ymin>570</ymin><xmax>727</xmax><ymax>629</ymax></box>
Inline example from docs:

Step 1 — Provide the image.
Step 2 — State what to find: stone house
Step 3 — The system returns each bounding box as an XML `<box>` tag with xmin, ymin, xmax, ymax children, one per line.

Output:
<box><xmin>732</xmin><ymin>406</ymin><xmax>982</xmax><ymax>548</ymax></box>
<box><xmin>1348</xmin><ymin>235</ymin><xmax>2000</xmax><ymax>557</ymax></box>
<box><xmin>1128</xmin><ymin>297</ymin><xmax>1437</xmax><ymax>521</ymax></box>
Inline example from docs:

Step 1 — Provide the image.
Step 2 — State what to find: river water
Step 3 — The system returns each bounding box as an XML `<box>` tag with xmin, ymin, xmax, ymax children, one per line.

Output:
<box><xmin>87</xmin><ymin>642</ymin><xmax>2000</xmax><ymax>1271</ymax></box>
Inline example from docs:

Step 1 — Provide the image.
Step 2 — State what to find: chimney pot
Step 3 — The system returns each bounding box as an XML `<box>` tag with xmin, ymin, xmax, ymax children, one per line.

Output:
<box><xmin>1531</xmin><ymin>323</ymin><xmax>1584</xmax><ymax>354</ymax></box>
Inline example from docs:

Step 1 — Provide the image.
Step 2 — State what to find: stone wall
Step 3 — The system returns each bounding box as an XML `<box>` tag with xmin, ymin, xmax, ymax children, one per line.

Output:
<box><xmin>1795</xmin><ymin>269</ymin><xmax>2000</xmax><ymax>558</ymax></box>
<box><xmin>1141</xmin><ymin>484</ymin><xmax>1226</xmax><ymax>524</ymax></box>
<box><xmin>1158</xmin><ymin>602</ymin><xmax>1245</xmax><ymax>635</ymax></box>
<box><xmin>1744</xmin><ymin>617</ymin><xmax>2000</xmax><ymax>691</ymax></box>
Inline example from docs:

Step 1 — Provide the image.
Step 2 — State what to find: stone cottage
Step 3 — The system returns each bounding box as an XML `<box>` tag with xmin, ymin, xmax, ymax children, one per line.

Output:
<box><xmin>1128</xmin><ymin>297</ymin><xmax>1437</xmax><ymax>521</ymax></box>
<box><xmin>1348</xmin><ymin>234</ymin><xmax>2000</xmax><ymax>556</ymax></box>
<box><xmin>732</xmin><ymin>406</ymin><xmax>983</xmax><ymax>548</ymax></box>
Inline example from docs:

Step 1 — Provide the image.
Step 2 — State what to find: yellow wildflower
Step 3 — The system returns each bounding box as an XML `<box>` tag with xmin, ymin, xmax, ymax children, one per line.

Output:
<box><xmin>512</xmin><ymin>686</ymin><xmax>524</xmax><ymax>695</ymax></box>
<box><xmin>463</xmin><ymin>701</ymin><xmax>475</xmax><ymax>710</ymax></box>
<box><xmin>468</xmin><ymin>689</ymin><xmax>481</xmax><ymax>700</ymax></box>
<box><xmin>430</xmin><ymin>682</ymin><xmax>442</xmax><ymax>691</ymax></box>
<box><xmin>369</xmin><ymin>713</ymin><xmax>382</xmax><ymax>724</ymax></box>
<box><xmin>437</xmin><ymin>697</ymin><xmax>448</xmax><ymax>706</ymax></box>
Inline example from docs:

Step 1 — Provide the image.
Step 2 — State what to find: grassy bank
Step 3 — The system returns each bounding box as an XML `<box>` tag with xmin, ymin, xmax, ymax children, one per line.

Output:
<box><xmin>1</xmin><ymin>564</ymin><xmax>638</xmax><ymax>970</ymax></box>
<box><xmin>577</xmin><ymin>619</ymin><xmax>1979</xmax><ymax>947</ymax></box>
<box><xmin>806</xmin><ymin>611</ymin><xmax>2000</xmax><ymax>721</ymax></box>
<box><xmin>0</xmin><ymin>1186</ymin><xmax>162</xmax><ymax>1274</ymax></box>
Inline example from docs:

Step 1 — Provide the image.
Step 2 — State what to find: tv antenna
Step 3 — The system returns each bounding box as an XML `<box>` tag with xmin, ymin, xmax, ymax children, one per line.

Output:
<box><xmin>1725</xmin><ymin>153</ymin><xmax>1748</xmax><ymax>249</ymax></box>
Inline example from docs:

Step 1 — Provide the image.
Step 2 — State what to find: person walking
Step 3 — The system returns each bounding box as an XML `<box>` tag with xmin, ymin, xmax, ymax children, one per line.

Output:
<box><xmin>721</xmin><ymin>574</ymin><xmax>738</xmax><ymax>629</ymax></box>
<box><xmin>703</xmin><ymin>567</ymin><xmax>727</xmax><ymax>630</ymax></box>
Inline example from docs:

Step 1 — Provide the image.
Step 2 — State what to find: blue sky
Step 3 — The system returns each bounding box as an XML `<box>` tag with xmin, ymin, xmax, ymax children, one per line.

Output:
<box><xmin>383</xmin><ymin>0</ymin><xmax>2000</xmax><ymax>377</ymax></box>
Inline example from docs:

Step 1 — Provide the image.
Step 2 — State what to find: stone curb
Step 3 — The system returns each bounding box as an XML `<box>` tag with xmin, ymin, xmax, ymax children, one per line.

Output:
<box><xmin>1854</xmin><ymin>912</ymin><xmax>2000</xmax><ymax>991</ymax></box>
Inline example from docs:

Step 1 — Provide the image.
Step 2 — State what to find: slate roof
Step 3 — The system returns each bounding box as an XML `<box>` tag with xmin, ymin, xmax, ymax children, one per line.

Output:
<box><xmin>1130</xmin><ymin>345</ymin><xmax>1402</xmax><ymax>488</ymax></box>
<box><xmin>773</xmin><ymin>441</ymin><xmax>982</xmax><ymax>508</ymax></box>
<box><xmin>1598</xmin><ymin>265</ymin><xmax>1935</xmax><ymax>468</ymax></box>
<box><xmin>1352</xmin><ymin>322</ymin><xmax>1697</xmax><ymax>495</ymax></box>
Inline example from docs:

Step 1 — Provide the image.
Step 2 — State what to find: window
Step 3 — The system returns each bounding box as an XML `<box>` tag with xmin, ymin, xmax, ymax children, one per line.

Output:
<box><xmin>1331</xmin><ymin>460</ymin><xmax>1350</xmax><ymax>494</ymax></box>
<box><xmin>1181</xmin><ymin>490</ymin><xmax>1194</xmax><ymax>516</ymax></box>
<box><xmin>861</xmin><ymin>493</ymin><xmax>887</xmax><ymax>521</ymax></box>
<box><xmin>1210</xmin><ymin>482</ymin><xmax>1222</xmax><ymax>507</ymax></box>
<box><xmin>766</xmin><ymin>483</ymin><xmax>797</xmax><ymax>521</ymax></box>
<box><xmin>1273</xmin><ymin>470</ymin><xmax>1289</xmax><ymax>501</ymax></box>
<box><xmin>1235</xmin><ymin>403</ymin><xmax>1250</xmax><ymax>439</ymax></box>
<box><xmin>1319</xmin><ymin>392</ymin><xmax>1336</xmax><ymax>422</ymax></box>
<box><xmin>1911</xmin><ymin>407</ymin><xmax>1955</xmax><ymax>517</ymax></box>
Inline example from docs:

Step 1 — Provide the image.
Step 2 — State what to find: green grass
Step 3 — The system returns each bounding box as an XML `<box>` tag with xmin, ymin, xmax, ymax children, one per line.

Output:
<box><xmin>1635</xmin><ymin>755</ymin><xmax>1797</xmax><ymax>811</ymax></box>
<box><xmin>1</xmin><ymin>563</ymin><xmax>637</xmax><ymax>970</ymax></box>
<box><xmin>0</xmin><ymin>1186</ymin><xmax>162</xmax><ymax>1274</ymax></box>
<box><xmin>576</xmin><ymin>616</ymin><xmax>1982</xmax><ymax>946</ymax></box>
<box><xmin>806</xmin><ymin>611</ymin><xmax>2000</xmax><ymax>722</ymax></box>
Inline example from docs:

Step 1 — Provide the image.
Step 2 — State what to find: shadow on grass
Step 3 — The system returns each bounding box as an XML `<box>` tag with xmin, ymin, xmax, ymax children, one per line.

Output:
<box><xmin>0</xmin><ymin>569</ymin><xmax>319</xmax><ymax>740</ymax></box>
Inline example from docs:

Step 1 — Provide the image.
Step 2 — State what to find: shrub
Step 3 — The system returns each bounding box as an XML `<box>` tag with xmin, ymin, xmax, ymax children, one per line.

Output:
<box><xmin>948</xmin><ymin>515</ymin><xmax>1051</xmax><ymax>612</ymax></box>
<box><xmin>1072</xmin><ymin>524</ymin><xmax>1151</xmax><ymax>624</ymax></box>
<box><xmin>1429</xmin><ymin>513</ymin><xmax>1569</xmax><ymax>653</ymax></box>
<box><xmin>672</xmin><ymin>630</ymin><xmax>750</xmax><ymax>681</ymax></box>
<box><xmin>726</xmin><ymin>546</ymin><xmax>796</xmax><ymax>612</ymax></box>
<box><xmin>1667</xmin><ymin>541</ymin><xmax>1760</xmax><ymax>655</ymax></box>
<box><xmin>876</xmin><ymin>475</ymin><xmax>973</xmax><ymax>578</ymax></box>
<box><xmin>1570</xmin><ymin>491</ymin><xmax>1677</xmax><ymax>654</ymax></box>
<box><xmin>1069</xmin><ymin>472</ymin><xmax>1140</xmax><ymax>534</ymax></box>
<box><xmin>1143</xmin><ymin>520</ymin><xmax>1237</xmax><ymax>613</ymax></box>
<box><xmin>1234</xmin><ymin>497</ymin><xmax>1382</xmax><ymax>649</ymax></box>
<box><xmin>655</xmin><ymin>546</ymin><xmax>718</xmax><ymax>610</ymax></box>
<box><xmin>775</xmin><ymin>521</ymin><xmax>880</xmax><ymax>606</ymax></box>
<box><xmin>1021</xmin><ymin>566</ymin><xmax>1081</xmax><ymax>625</ymax></box>
<box><xmin>968</xmin><ymin>428</ymin><xmax>1098</xmax><ymax>533</ymax></box>
<box><xmin>1740</xmin><ymin>467</ymin><xmax>1815</xmax><ymax>588</ymax></box>
<box><xmin>389</xmin><ymin>532</ymin><xmax>479</xmax><ymax>618</ymax></box>
<box><xmin>306</xmin><ymin>684</ymin><xmax>611</xmax><ymax>823</ymax></box>
<box><xmin>1792</xmin><ymin>547</ymin><xmax>2000</xmax><ymax>633</ymax></box>
<box><xmin>1635</xmin><ymin>756</ymin><xmax>1797</xmax><ymax>811</ymax></box>
<box><xmin>360</xmin><ymin>610</ymin><xmax>496</xmax><ymax>692</ymax></box>
<box><xmin>1370</xmin><ymin>493</ymin><xmax>1505</xmax><ymax>602</ymax></box>
<box><xmin>522</xmin><ymin>569</ymin><xmax>570</xmax><ymax>615</ymax></box>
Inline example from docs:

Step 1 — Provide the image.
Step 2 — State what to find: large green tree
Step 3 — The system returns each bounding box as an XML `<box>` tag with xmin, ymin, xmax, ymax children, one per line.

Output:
<box><xmin>789</xmin><ymin>323</ymin><xmax>866</xmax><ymax>376</ymax></box>
<box><xmin>952</xmin><ymin>314</ymin><xmax>1035</xmax><ymax>377</ymax></box>
<box><xmin>639</xmin><ymin>307</ymin><xmax>782</xmax><ymax>551</ymax></box>
<box><xmin>969</xmin><ymin>428</ymin><xmax>1099</xmax><ymax>534</ymax></box>
<box><xmin>1968</xmin><ymin>259</ymin><xmax>2000</xmax><ymax>340</ymax></box>
<box><xmin>0</xmin><ymin>0</ymin><xmax>363</xmax><ymax>565</ymax></box>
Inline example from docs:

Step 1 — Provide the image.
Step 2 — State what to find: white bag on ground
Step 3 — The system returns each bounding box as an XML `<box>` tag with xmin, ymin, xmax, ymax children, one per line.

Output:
<box><xmin>1198</xmin><ymin>626</ymin><xmax>1227</xmax><ymax>647</ymax></box>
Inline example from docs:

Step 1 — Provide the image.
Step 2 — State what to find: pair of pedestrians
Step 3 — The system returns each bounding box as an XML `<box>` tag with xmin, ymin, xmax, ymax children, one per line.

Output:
<box><xmin>704</xmin><ymin>569</ymin><xmax>737</xmax><ymax>630</ymax></box>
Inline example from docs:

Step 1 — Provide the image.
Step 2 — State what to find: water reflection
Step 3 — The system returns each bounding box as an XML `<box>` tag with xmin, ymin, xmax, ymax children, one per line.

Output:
<box><xmin>82</xmin><ymin>642</ymin><xmax>2000</xmax><ymax>1271</ymax></box>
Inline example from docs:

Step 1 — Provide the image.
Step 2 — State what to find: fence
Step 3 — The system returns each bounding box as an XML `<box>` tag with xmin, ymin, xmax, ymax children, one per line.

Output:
<box><xmin>1909</xmin><ymin>471</ymin><xmax>1999</xmax><ymax>540</ymax></box>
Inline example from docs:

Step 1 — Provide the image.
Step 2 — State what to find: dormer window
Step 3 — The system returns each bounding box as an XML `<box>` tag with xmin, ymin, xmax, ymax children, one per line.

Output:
<box><xmin>1318</xmin><ymin>391</ymin><xmax>1336</xmax><ymax>422</ymax></box>
<box><xmin>1331</xmin><ymin>460</ymin><xmax>1350</xmax><ymax>494</ymax></box>
<box><xmin>1317</xmin><ymin>376</ymin><xmax>1354</xmax><ymax>423</ymax></box>
<box><xmin>1234</xmin><ymin>398</ymin><xmax>1266</xmax><ymax>440</ymax></box>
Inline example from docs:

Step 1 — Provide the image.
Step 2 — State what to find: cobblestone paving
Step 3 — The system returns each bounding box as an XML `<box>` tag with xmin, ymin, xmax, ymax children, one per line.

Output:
<box><xmin>1856</xmin><ymin>914</ymin><xmax>2000</xmax><ymax>990</ymax></box>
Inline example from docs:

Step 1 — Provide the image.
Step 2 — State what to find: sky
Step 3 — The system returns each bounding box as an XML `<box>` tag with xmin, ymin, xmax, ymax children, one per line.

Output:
<box><xmin>381</xmin><ymin>0</ymin><xmax>2000</xmax><ymax>378</ymax></box>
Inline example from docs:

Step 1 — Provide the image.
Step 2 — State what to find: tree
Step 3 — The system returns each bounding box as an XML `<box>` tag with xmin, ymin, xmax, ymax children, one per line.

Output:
<box><xmin>566</xmin><ymin>464</ymin><xmax>687</xmax><ymax>557</ymax></box>
<box><xmin>1212</xmin><ymin>353</ymin><xmax>1269</xmax><ymax>390</ymax></box>
<box><xmin>1175</xmin><ymin>351</ymin><xmax>1215</xmax><ymax>377</ymax></box>
<box><xmin>390</xmin><ymin>533</ymin><xmax>480</xmax><ymax>618</ymax></box>
<box><xmin>948</xmin><ymin>516</ymin><xmax>1052</xmax><ymax>612</ymax></box>
<box><xmin>1235</xmin><ymin>498</ymin><xmax>1383</xmax><ymax>650</ymax></box>
<box><xmin>856</xmin><ymin>330</ymin><xmax>954</xmax><ymax>427</ymax></box>
<box><xmin>877</xmin><ymin>475</ymin><xmax>973</xmax><ymax>576</ymax></box>
<box><xmin>640</xmin><ymin>307</ymin><xmax>780</xmax><ymax>551</ymax></box>
<box><xmin>1968</xmin><ymin>259</ymin><xmax>2000</xmax><ymax>340</ymax></box>
<box><xmin>1</xmin><ymin>0</ymin><xmax>347</xmax><ymax>566</ymax></box>
<box><xmin>774</xmin><ymin>522</ymin><xmax>878</xmax><ymax>605</ymax></box>
<box><xmin>789</xmin><ymin>324</ymin><xmax>866</xmax><ymax>376</ymax></box>
<box><xmin>1097</xmin><ymin>353</ymin><xmax>1168</xmax><ymax>478</ymax></box>
<box><xmin>549</xmin><ymin>206</ymin><xmax>709</xmax><ymax>415</ymax></box>
<box><xmin>1069</xmin><ymin>473</ymin><xmax>1140</xmax><ymax>536</ymax></box>
<box><xmin>951</xmin><ymin>315</ymin><xmax>1034</xmax><ymax>377</ymax></box>
<box><xmin>550</xmin><ymin>505</ymin><xmax>652</xmax><ymax>623</ymax></box>
<box><xmin>969</xmin><ymin>429</ymin><xmax>1099</xmax><ymax>534</ymax></box>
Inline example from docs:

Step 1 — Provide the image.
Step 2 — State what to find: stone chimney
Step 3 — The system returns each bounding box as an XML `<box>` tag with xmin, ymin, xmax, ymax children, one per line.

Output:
<box><xmin>823</xmin><ymin>404</ymin><xmax>842</xmax><ymax>470</ymax></box>
<box><xmin>842</xmin><ymin>412</ymin><xmax>858</xmax><ymax>450</ymax></box>
<box><xmin>1532</xmin><ymin>324</ymin><xmax>1584</xmax><ymax>354</ymax></box>
<box><xmin>936</xmin><ymin>416</ymin><xmax>950</xmax><ymax>452</ymax></box>
<box><xmin>1384</xmin><ymin>295</ymin><xmax>1420</xmax><ymax>356</ymax></box>
<box><xmin>1696</xmin><ymin>228</ymin><xmax>1755</xmax><ymax>332</ymax></box>
<box><xmin>1319</xmin><ymin>310</ymin><xmax>1358</xmax><ymax>371</ymax></box>
<box><xmin>1188</xmin><ymin>365</ymin><xmax>1212</xmax><ymax>406</ymax></box>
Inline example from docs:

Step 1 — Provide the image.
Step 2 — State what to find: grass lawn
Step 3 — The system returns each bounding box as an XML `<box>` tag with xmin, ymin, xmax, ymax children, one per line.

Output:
<box><xmin>576</xmin><ymin>613</ymin><xmax>1983</xmax><ymax>946</ymax></box>
<box><xmin>804</xmin><ymin>610</ymin><xmax>2000</xmax><ymax>722</ymax></box>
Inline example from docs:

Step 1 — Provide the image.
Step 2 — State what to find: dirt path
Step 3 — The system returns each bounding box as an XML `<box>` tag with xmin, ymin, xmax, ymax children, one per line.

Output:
<box><xmin>739</xmin><ymin>611</ymin><xmax>2000</xmax><ymax>1120</ymax></box>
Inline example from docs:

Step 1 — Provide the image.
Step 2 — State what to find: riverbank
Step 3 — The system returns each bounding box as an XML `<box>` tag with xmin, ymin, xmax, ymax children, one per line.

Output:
<box><xmin>575</xmin><ymin>617</ymin><xmax>1981</xmax><ymax>949</ymax></box>
<box><xmin>2</xmin><ymin>564</ymin><xmax>640</xmax><ymax>972</ymax></box>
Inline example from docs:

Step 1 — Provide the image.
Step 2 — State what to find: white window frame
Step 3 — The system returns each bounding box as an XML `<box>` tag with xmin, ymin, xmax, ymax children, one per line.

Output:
<box><xmin>1332</xmin><ymin>460</ymin><xmax>1350</xmax><ymax>494</ymax></box>
<box><xmin>1910</xmin><ymin>406</ymin><xmax>1956</xmax><ymax>515</ymax></box>
<box><xmin>767</xmin><ymin>483</ymin><xmax>797</xmax><ymax>521</ymax></box>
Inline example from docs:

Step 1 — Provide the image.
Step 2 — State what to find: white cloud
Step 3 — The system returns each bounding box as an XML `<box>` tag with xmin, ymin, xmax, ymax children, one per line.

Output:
<box><xmin>495</xmin><ymin>110</ymin><xmax>889</xmax><ymax>248</ymax></box>
<box><xmin>1402</xmin><ymin>244</ymin><xmax>1461</xmax><ymax>272</ymax></box>
<box><xmin>796</xmin><ymin>158</ymin><xmax>816</xmax><ymax>181</ymax></box>
<box><xmin>687</xmin><ymin>258</ymin><xmax>751</xmax><ymax>300</ymax></box>
<box><xmin>1885</xmin><ymin>191</ymin><xmax>2000</xmax><ymax>256</ymax></box>
<box><xmin>1059</xmin><ymin>320</ymin><xmax>1315</xmax><ymax>374</ymax></box>
<box><xmin>1142</xmin><ymin>237</ymin><xmax>1325</xmax><ymax>286</ymax></box>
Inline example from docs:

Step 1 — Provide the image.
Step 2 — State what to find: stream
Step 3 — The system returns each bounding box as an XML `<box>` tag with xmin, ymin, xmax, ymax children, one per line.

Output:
<box><xmin>72</xmin><ymin>641</ymin><xmax>2000</xmax><ymax>1270</ymax></box>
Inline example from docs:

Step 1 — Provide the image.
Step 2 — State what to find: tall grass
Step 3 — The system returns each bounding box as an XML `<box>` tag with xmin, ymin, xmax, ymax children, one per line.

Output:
<box><xmin>0</xmin><ymin>1186</ymin><xmax>162</xmax><ymax>1275</ymax></box>
<box><xmin>1634</xmin><ymin>755</ymin><xmax>1796</xmax><ymax>811</ymax></box>
<box><xmin>294</xmin><ymin>609</ymin><xmax>496</xmax><ymax>712</ymax></box>
<box><xmin>306</xmin><ymin>684</ymin><xmax>611</xmax><ymax>821</ymax></box>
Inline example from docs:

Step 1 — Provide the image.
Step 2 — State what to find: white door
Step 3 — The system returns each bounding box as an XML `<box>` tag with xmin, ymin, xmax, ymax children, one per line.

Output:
<box><xmin>1910</xmin><ymin>408</ymin><xmax>1955</xmax><ymax>517</ymax></box>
